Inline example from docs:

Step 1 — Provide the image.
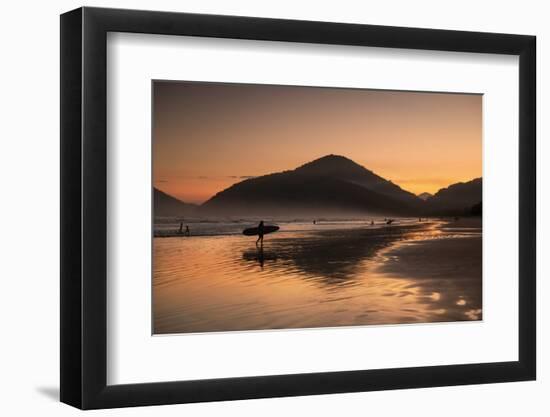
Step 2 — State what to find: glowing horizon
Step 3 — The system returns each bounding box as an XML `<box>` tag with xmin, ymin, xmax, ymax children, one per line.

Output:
<box><xmin>154</xmin><ymin>81</ymin><xmax>482</xmax><ymax>204</ymax></box>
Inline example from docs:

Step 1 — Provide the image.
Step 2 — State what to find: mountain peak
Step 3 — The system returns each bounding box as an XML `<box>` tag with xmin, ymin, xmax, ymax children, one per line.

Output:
<box><xmin>427</xmin><ymin>177</ymin><xmax>482</xmax><ymax>214</ymax></box>
<box><xmin>201</xmin><ymin>154</ymin><xmax>425</xmax><ymax>215</ymax></box>
<box><xmin>154</xmin><ymin>187</ymin><xmax>198</xmax><ymax>217</ymax></box>
<box><xmin>295</xmin><ymin>154</ymin><xmax>368</xmax><ymax>176</ymax></box>
<box><xmin>417</xmin><ymin>192</ymin><xmax>433</xmax><ymax>201</ymax></box>
<box><xmin>312</xmin><ymin>154</ymin><xmax>354</xmax><ymax>163</ymax></box>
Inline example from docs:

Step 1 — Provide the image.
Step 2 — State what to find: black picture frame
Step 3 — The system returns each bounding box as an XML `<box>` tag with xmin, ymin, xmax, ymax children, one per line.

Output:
<box><xmin>60</xmin><ymin>6</ymin><xmax>536</xmax><ymax>410</ymax></box>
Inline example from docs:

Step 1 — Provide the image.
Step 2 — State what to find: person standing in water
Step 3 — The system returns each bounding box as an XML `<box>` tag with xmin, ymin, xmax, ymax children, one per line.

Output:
<box><xmin>256</xmin><ymin>220</ymin><xmax>265</xmax><ymax>247</ymax></box>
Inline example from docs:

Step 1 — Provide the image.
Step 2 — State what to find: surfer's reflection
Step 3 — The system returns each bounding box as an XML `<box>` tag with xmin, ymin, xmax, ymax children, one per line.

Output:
<box><xmin>242</xmin><ymin>246</ymin><xmax>278</xmax><ymax>269</ymax></box>
<box><xmin>258</xmin><ymin>246</ymin><xmax>264</xmax><ymax>268</ymax></box>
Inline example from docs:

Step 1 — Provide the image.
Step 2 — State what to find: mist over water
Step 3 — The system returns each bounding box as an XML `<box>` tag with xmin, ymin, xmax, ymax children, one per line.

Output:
<box><xmin>153</xmin><ymin>218</ymin><xmax>482</xmax><ymax>334</ymax></box>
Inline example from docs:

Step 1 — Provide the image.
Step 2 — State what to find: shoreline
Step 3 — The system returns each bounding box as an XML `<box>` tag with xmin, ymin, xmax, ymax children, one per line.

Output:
<box><xmin>153</xmin><ymin>217</ymin><xmax>475</xmax><ymax>238</ymax></box>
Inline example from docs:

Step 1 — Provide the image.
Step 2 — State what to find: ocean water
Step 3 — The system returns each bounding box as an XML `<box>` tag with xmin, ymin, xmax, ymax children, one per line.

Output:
<box><xmin>154</xmin><ymin>217</ymin><xmax>422</xmax><ymax>237</ymax></box>
<box><xmin>153</xmin><ymin>218</ymin><xmax>482</xmax><ymax>334</ymax></box>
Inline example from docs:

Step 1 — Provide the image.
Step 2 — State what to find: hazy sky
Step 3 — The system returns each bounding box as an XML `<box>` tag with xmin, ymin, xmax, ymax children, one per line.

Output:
<box><xmin>153</xmin><ymin>81</ymin><xmax>482</xmax><ymax>204</ymax></box>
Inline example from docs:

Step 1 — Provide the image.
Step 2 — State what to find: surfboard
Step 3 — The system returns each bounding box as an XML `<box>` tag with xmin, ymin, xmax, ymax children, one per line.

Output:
<box><xmin>242</xmin><ymin>225</ymin><xmax>279</xmax><ymax>236</ymax></box>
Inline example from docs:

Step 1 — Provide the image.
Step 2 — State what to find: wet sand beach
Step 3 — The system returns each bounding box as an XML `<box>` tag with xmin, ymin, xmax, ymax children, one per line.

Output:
<box><xmin>375</xmin><ymin>219</ymin><xmax>482</xmax><ymax>322</ymax></box>
<box><xmin>153</xmin><ymin>218</ymin><xmax>482</xmax><ymax>334</ymax></box>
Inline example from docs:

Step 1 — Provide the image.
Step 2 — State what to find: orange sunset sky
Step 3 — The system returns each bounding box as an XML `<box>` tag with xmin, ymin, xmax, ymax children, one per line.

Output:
<box><xmin>153</xmin><ymin>81</ymin><xmax>482</xmax><ymax>204</ymax></box>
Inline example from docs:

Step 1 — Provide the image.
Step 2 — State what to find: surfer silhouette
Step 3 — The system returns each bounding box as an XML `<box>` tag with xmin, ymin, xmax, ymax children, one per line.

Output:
<box><xmin>256</xmin><ymin>220</ymin><xmax>265</xmax><ymax>247</ymax></box>
<box><xmin>242</xmin><ymin>222</ymin><xmax>279</xmax><ymax>243</ymax></box>
<box><xmin>185</xmin><ymin>225</ymin><xmax>190</xmax><ymax>236</ymax></box>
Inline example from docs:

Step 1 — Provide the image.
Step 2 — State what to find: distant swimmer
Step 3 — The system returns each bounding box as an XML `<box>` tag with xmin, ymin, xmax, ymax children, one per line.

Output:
<box><xmin>371</xmin><ymin>220</ymin><xmax>374</xmax><ymax>226</ymax></box>
<box><xmin>178</xmin><ymin>222</ymin><xmax>190</xmax><ymax>236</ymax></box>
<box><xmin>313</xmin><ymin>220</ymin><xmax>316</xmax><ymax>225</ymax></box>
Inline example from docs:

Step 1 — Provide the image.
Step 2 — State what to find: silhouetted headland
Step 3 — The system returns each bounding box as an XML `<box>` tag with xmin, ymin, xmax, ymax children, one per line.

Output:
<box><xmin>154</xmin><ymin>155</ymin><xmax>482</xmax><ymax>220</ymax></box>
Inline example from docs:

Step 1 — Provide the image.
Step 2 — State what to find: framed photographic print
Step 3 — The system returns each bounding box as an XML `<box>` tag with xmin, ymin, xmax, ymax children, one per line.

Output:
<box><xmin>60</xmin><ymin>7</ymin><xmax>536</xmax><ymax>409</ymax></box>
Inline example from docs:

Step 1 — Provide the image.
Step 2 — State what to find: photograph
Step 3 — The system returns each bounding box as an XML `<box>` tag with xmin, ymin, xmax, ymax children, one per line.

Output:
<box><xmin>152</xmin><ymin>81</ymin><xmax>483</xmax><ymax>335</ymax></box>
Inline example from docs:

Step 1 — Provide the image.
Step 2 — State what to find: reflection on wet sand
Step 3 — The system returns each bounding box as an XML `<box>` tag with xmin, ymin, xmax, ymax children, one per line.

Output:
<box><xmin>153</xmin><ymin>219</ymin><xmax>482</xmax><ymax>334</ymax></box>
<box><xmin>241</xmin><ymin>225</ymin><xmax>417</xmax><ymax>285</ymax></box>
